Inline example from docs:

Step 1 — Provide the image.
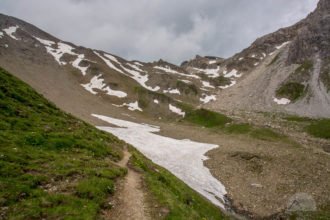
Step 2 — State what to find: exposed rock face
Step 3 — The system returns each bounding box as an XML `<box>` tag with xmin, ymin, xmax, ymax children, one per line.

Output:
<box><xmin>287</xmin><ymin>0</ymin><xmax>330</xmax><ymax>64</ymax></box>
<box><xmin>182</xmin><ymin>0</ymin><xmax>330</xmax><ymax>117</ymax></box>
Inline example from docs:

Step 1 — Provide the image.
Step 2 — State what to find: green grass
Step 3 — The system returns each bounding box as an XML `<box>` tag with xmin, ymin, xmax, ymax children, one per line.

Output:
<box><xmin>306</xmin><ymin>119</ymin><xmax>330</xmax><ymax>139</ymax></box>
<box><xmin>295</xmin><ymin>60</ymin><xmax>313</xmax><ymax>74</ymax></box>
<box><xmin>0</xmin><ymin>67</ymin><xmax>128</xmax><ymax>219</ymax></box>
<box><xmin>224</xmin><ymin>123</ymin><xmax>286</xmax><ymax>141</ymax></box>
<box><xmin>184</xmin><ymin>108</ymin><xmax>232</xmax><ymax>128</ymax></box>
<box><xmin>128</xmin><ymin>147</ymin><xmax>227</xmax><ymax>220</ymax></box>
<box><xmin>134</xmin><ymin>86</ymin><xmax>172</xmax><ymax>109</ymax></box>
<box><xmin>284</xmin><ymin>115</ymin><xmax>314</xmax><ymax>122</ymax></box>
<box><xmin>176</xmin><ymin>81</ymin><xmax>198</xmax><ymax>95</ymax></box>
<box><xmin>249</xmin><ymin>127</ymin><xmax>283</xmax><ymax>141</ymax></box>
<box><xmin>276</xmin><ymin>82</ymin><xmax>305</xmax><ymax>101</ymax></box>
<box><xmin>182</xmin><ymin>108</ymin><xmax>286</xmax><ymax>141</ymax></box>
<box><xmin>211</xmin><ymin>76</ymin><xmax>232</xmax><ymax>87</ymax></box>
<box><xmin>224</xmin><ymin>123</ymin><xmax>252</xmax><ymax>134</ymax></box>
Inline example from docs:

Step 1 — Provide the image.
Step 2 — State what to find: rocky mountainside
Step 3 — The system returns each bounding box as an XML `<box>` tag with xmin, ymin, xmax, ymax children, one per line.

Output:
<box><xmin>1</xmin><ymin>1</ymin><xmax>327</xmax><ymax>120</ymax></box>
<box><xmin>182</xmin><ymin>0</ymin><xmax>330</xmax><ymax>117</ymax></box>
<box><xmin>0</xmin><ymin>13</ymin><xmax>226</xmax><ymax>123</ymax></box>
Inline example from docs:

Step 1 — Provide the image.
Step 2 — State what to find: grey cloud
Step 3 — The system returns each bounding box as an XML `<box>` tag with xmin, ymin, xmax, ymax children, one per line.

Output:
<box><xmin>0</xmin><ymin>0</ymin><xmax>318</xmax><ymax>64</ymax></box>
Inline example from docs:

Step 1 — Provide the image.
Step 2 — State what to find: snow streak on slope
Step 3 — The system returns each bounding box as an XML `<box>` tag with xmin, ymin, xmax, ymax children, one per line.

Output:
<box><xmin>3</xmin><ymin>26</ymin><xmax>19</xmax><ymax>40</ymax></box>
<box><xmin>169</xmin><ymin>104</ymin><xmax>185</xmax><ymax>117</ymax></box>
<box><xmin>200</xmin><ymin>94</ymin><xmax>216</xmax><ymax>104</ymax></box>
<box><xmin>95</xmin><ymin>51</ymin><xmax>160</xmax><ymax>92</ymax></box>
<box><xmin>94</xmin><ymin>51</ymin><xmax>124</xmax><ymax>74</ymax></box>
<box><xmin>163</xmin><ymin>88</ymin><xmax>181</xmax><ymax>95</ymax></box>
<box><xmin>193</xmin><ymin>67</ymin><xmax>220</xmax><ymax>78</ymax></box>
<box><xmin>154</xmin><ymin>66</ymin><xmax>200</xmax><ymax>79</ymax></box>
<box><xmin>223</xmin><ymin>69</ymin><xmax>241</xmax><ymax>78</ymax></box>
<box><xmin>81</xmin><ymin>74</ymin><xmax>127</xmax><ymax>98</ymax></box>
<box><xmin>72</xmin><ymin>54</ymin><xmax>89</xmax><ymax>76</ymax></box>
<box><xmin>35</xmin><ymin>37</ymin><xmax>89</xmax><ymax>75</ymax></box>
<box><xmin>92</xmin><ymin>114</ymin><xmax>227</xmax><ymax>208</ymax></box>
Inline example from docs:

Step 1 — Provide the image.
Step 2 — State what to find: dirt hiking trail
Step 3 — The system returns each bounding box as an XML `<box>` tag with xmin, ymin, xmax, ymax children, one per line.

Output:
<box><xmin>103</xmin><ymin>149</ymin><xmax>151</xmax><ymax>220</ymax></box>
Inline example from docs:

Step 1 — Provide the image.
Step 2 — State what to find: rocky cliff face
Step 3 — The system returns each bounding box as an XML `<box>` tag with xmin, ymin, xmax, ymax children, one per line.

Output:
<box><xmin>182</xmin><ymin>0</ymin><xmax>330</xmax><ymax>117</ymax></box>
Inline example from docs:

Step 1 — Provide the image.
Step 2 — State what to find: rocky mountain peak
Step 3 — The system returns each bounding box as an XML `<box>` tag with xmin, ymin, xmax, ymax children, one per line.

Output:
<box><xmin>317</xmin><ymin>0</ymin><xmax>330</xmax><ymax>12</ymax></box>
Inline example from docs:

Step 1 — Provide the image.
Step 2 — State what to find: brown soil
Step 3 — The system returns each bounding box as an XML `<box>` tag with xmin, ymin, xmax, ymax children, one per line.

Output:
<box><xmin>157</xmin><ymin>120</ymin><xmax>330</xmax><ymax>219</ymax></box>
<box><xmin>103</xmin><ymin>149</ymin><xmax>152</xmax><ymax>220</ymax></box>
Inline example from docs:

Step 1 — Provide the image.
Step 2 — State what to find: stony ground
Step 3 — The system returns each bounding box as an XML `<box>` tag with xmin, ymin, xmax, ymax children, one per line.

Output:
<box><xmin>156</xmin><ymin>114</ymin><xmax>330</xmax><ymax>219</ymax></box>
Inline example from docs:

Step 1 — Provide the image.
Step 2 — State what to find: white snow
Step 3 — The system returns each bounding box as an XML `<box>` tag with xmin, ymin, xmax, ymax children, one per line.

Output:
<box><xmin>134</xmin><ymin>61</ymin><xmax>144</xmax><ymax>66</ymax></box>
<box><xmin>35</xmin><ymin>37</ymin><xmax>90</xmax><ymax>74</ymax></box>
<box><xmin>3</xmin><ymin>26</ymin><xmax>19</xmax><ymax>40</ymax></box>
<box><xmin>208</xmin><ymin>60</ymin><xmax>217</xmax><ymax>64</ymax></box>
<box><xmin>179</xmin><ymin>79</ymin><xmax>192</xmax><ymax>84</ymax></box>
<box><xmin>125</xmin><ymin>101</ymin><xmax>143</xmax><ymax>112</ymax></box>
<box><xmin>92</xmin><ymin>114</ymin><xmax>227</xmax><ymax>208</ymax></box>
<box><xmin>219</xmin><ymin>80</ymin><xmax>237</xmax><ymax>89</ymax></box>
<box><xmin>113</xmin><ymin>101</ymin><xmax>143</xmax><ymax>111</ymax></box>
<box><xmin>202</xmin><ymin>81</ymin><xmax>215</xmax><ymax>89</ymax></box>
<box><xmin>94</xmin><ymin>51</ymin><xmax>124</xmax><ymax>74</ymax></box>
<box><xmin>193</xmin><ymin>67</ymin><xmax>220</xmax><ymax>78</ymax></box>
<box><xmin>224</xmin><ymin>69</ymin><xmax>241</xmax><ymax>78</ymax></box>
<box><xmin>127</xmin><ymin>63</ymin><xmax>143</xmax><ymax>72</ymax></box>
<box><xmin>54</xmin><ymin>42</ymin><xmax>77</xmax><ymax>64</ymax></box>
<box><xmin>35</xmin><ymin>37</ymin><xmax>55</xmax><ymax>47</ymax></box>
<box><xmin>154</xmin><ymin>66</ymin><xmax>200</xmax><ymax>79</ymax></box>
<box><xmin>120</xmin><ymin>64</ymin><xmax>160</xmax><ymax>92</ymax></box>
<box><xmin>262</xmin><ymin>53</ymin><xmax>267</xmax><ymax>57</ymax></box>
<box><xmin>251</xmin><ymin>54</ymin><xmax>256</xmax><ymax>58</ymax></box>
<box><xmin>163</xmin><ymin>88</ymin><xmax>181</xmax><ymax>95</ymax></box>
<box><xmin>238</xmin><ymin>57</ymin><xmax>244</xmax><ymax>61</ymax></box>
<box><xmin>104</xmin><ymin>53</ymin><xmax>121</xmax><ymax>64</ymax></box>
<box><xmin>154</xmin><ymin>99</ymin><xmax>159</xmax><ymax>104</ymax></box>
<box><xmin>72</xmin><ymin>54</ymin><xmax>89</xmax><ymax>76</ymax></box>
<box><xmin>275</xmin><ymin>41</ymin><xmax>290</xmax><ymax>50</ymax></box>
<box><xmin>4</xmin><ymin>44</ymin><xmax>8</xmax><ymax>48</ymax></box>
<box><xmin>254</xmin><ymin>62</ymin><xmax>259</xmax><ymax>66</ymax></box>
<box><xmin>96</xmin><ymin>51</ymin><xmax>159</xmax><ymax>92</ymax></box>
<box><xmin>200</xmin><ymin>94</ymin><xmax>216</xmax><ymax>104</ymax></box>
<box><xmin>36</xmin><ymin>37</ymin><xmax>76</xmax><ymax>65</ymax></box>
<box><xmin>269</xmin><ymin>51</ymin><xmax>276</xmax><ymax>56</ymax></box>
<box><xmin>0</xmin><ymin>31</ymin><xmax>4</xmax><ymax>38</ymax></box>
<box><xmin>81</xmin><ymin>74</ymin><xmax>127</xmax><ymax>98</ymax></box>
<box><xmin>169</xmin><ymin>104</ymin><xmax>185</xmax><ymax>117</ymax></box>
<box><xmin>273</xmin><ymin>97</ymin><xmax>291</xmax><ymax>105</ymax></box>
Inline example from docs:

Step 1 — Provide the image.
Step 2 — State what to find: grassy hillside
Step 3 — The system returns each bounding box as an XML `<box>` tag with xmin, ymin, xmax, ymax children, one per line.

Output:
<box><xmin>129</xmin><ymin>147</ymin><xmax>228</xmax><ymax>220</ymax></box>
<box><xmin>0</xmin><ymin>67</ymin><xmax>128</xmax><ymax>219</ymax></box>
<box><xmin>0</xmin><ymin>67</ymin><xmax>228</xmax><ymax>219</ymax></box>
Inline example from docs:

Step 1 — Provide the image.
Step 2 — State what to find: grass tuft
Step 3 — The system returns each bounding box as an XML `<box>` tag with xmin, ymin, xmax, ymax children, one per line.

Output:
<box><xmin>306</xmin><ymin>119</ymin><xmax>330</xmax><ymax>139</ymax></box>
<box><xmin>184</xmin><ymin>108</ymin><xmax>232</xmax><ymax>128</ymax></box>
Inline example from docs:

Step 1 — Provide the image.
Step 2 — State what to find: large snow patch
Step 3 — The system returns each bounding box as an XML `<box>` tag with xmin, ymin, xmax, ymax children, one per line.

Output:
<box><xmin>92</xmin><ymin>114</ymin><xmax>227</xmax><ymax>208</ymax></box>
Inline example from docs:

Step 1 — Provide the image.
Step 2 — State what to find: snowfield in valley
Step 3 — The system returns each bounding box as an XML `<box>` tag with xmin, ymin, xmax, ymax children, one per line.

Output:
<box><xmin>92</xmin><ymin>114</ymin><xmax>227</xmax><ymax>208</ymax></box>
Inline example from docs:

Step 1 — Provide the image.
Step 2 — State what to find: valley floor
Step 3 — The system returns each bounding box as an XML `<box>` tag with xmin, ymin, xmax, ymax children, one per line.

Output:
<box><xmin>92</xmin><ymin>109</ymin><xmax>330</xmax><ymax>219</ymax></box>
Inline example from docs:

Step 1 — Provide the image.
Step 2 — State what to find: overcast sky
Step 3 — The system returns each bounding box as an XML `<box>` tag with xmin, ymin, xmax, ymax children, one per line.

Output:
<box><xmin>1</xmin><ymin>0</ymin><xmax>318</xmax><ymax>64</ymax></box>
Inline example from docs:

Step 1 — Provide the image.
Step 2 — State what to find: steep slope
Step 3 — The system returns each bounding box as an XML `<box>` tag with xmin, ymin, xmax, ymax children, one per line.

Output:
<box><xmin>0</xmin><ymin>67</ymin><xmax>228</xmax><ymax>219</ymax></box>
<box><xmin>183</xmin><ymin>0</ymin><xmax>330</xmax><ymax>118</ymax></box>
<box><xmin>0</xmin><ymin>67</ymin><xmax>127</xmax><ymax>219</ymax></box>
<box><xmin>0</xmin><ymin>13</ymin><xmax>224</xmax><ymax>123</ymax></box>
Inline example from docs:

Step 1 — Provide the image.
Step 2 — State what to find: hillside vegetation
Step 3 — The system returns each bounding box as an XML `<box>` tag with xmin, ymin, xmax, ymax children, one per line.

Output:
<box><xmin>0</xmin><ymin>67</ymin><xmax>228</xmax><ymax>219</ymax></box>
<box><xmin>0</xmin><ymin>67</ymin><xmax>128</xmax><ymax>219</ymax></box>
